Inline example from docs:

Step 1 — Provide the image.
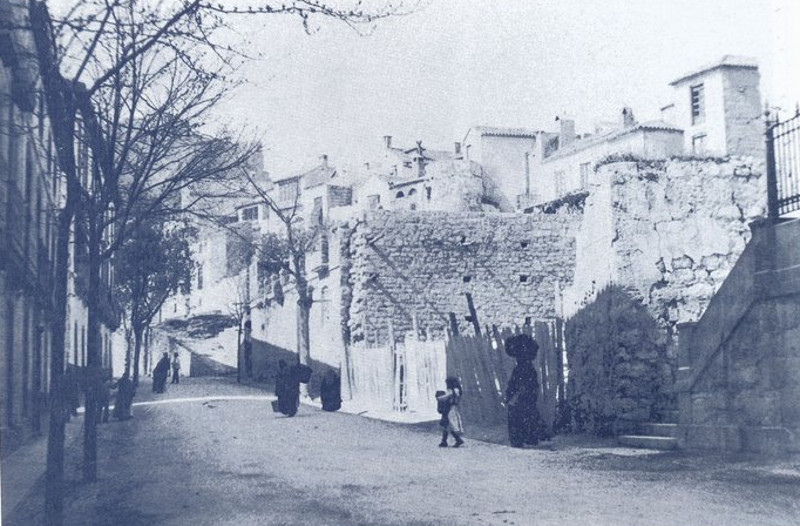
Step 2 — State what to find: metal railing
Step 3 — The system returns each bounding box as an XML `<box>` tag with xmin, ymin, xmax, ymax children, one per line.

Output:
<box><xmin>766</xmin><ymin>108</ymin><xmax>800</xmax><ymax>218</ymax></box>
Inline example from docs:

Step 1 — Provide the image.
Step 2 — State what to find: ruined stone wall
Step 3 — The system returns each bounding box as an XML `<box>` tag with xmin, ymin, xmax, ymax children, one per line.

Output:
<box><xmin>345</xmin><ymin>210</ymin><xmax>578</xmax><ymax>345</ymax></box>
<box><xmin>609</xmin><ymin>157</ymin><xmax>766</xmax><ymax>335</ymax></box>
<box><xmin>562</xmin><ymin>157</ymin><xmax>766</xmax><ymax>427</ymax></box>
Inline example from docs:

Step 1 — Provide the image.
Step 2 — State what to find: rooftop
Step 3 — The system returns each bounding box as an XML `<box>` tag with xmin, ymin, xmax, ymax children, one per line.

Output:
<box><xmin>466</xmin><ymin>126</ymin><xmax>540</xmax><ymax>139</ymax></box>
<box><xmin>543</xmin><ymin>120</ymin><xmax>683</xmax><ymax>161</ymax></box>
<box><xmin>669</xmin><ymin>55</ymin><xmax>758</xmax><ymax>86</ymax></box>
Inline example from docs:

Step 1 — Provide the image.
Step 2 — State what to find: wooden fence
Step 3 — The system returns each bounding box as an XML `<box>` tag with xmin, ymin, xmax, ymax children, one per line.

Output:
<box><xmin>445</xmin><ymin>320</ymin><xmax>564</xmax><ymax>433</ymax></box>
<box><xmin>347</xmin><ymin>319</ymin><xmax>446</xmax><ymax>417</ymax></box>
<box><xmin>345</xmin><ymin>316</ymin><xmax>564</xmax><ymax>431</ymax></box>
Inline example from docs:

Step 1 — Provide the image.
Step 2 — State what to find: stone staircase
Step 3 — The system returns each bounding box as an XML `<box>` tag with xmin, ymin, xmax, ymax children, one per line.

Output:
<box><xmin>617</xmin><ymin>411</ymin><xmax>679</xmax><ymax>450</ymax></box>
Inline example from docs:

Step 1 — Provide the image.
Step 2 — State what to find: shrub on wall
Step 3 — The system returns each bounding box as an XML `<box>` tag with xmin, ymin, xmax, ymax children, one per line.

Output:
<box><xmin>564</xmin><ymin>285</ymin><xmax>666</xmax><ymax>436</ymax></box>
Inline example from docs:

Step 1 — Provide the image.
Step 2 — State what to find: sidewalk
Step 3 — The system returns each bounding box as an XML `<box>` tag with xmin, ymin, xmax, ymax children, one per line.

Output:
<box><xmin>1</xmin><ymin>415</ymin><xmax>83</xmax><ymax>522</ymax></box>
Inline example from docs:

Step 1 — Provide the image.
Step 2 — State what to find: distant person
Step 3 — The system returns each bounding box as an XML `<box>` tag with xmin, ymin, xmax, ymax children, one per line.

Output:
<box><xmin>275</xmin><ymin>360</ymin><xmax>300</xmax><ymax>417</ymax></box>
<box><xmin>96</xmin><ymin>374</ymin><xmax>113</xmax><ymax>424</ymax></box>
<box><xmin>113</xmin><ymin>373</ymin><xmax>135</xmax><ymax>421</ymax></box>
<box><xmin>320</xmin><ymin>370</ymin><xmax>342</xmax><ymax>412</ymax></box>
<box><xmin>504</xmin><ymin>334</ymin><xmax>546</xmax><ymax>448</ymax></box>
<box><xmin>63</xmin><ymin>364</ymin><xmax>80</xmax><ymax>421</ymax></box>
<box><xmin>171</xmin><ymin>352</ymin><xmax>181</xmax><ymax>384</ymax></box>
<box><xmin>152</xmin><ymin>352</ymin><xmax>170</xmax><ymax>394</ymax></box>
<box><xmin>436</xmin><ymin>377</ymin><xmax>465</xmax><ymax>448</ymax></box>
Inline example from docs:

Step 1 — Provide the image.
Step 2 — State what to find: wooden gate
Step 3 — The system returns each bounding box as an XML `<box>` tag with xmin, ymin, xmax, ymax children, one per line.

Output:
<box><xmin>445</xmin><ymin>320</ymin><xmax>564</xmax><ymax>433</ymax></box>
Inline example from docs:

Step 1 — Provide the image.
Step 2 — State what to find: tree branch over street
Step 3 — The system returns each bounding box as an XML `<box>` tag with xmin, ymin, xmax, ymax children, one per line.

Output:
<box><xmin>29</xmin><ymin>0</ymin><xmax>409</xmax><ymax>523</ymax></box>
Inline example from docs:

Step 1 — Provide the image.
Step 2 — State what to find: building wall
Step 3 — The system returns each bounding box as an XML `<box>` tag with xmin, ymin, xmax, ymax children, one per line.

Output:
<box><xmin>345</xmin><ymin>210</ymin><xmax>578</xmax><ymax>346</ymax></box>
<box><xmin>722</xmin><ymin>68</ymin><xmax>763</xmax><ymax>158</ymax></box>
<box><xmin>463</xmin><ymin>133</ymin><xmax>536</xmax><ymax>212</ymax></box>
<box><xmin>1</xmin><ymin>0</ymin><xmax>62</xmax><ymax>432</ymax></box>
<box><xmin>532</xmin><ymin>128</ymin><xmax>684</xmax><ymax>204</ymax></box>
<box><xmin>670</xmin><ymin>64</ymin><xmax>761</xmax><ymax>157</ymax></box>
<box><xmin>672</xmin><ymin>70</ymin><xmax>727</xmax><ymax>155</ymax></box>
<box><xmin>351</xmin><ymin>160</ymin><xmax>484</xmax><ymax>214</ymax></box>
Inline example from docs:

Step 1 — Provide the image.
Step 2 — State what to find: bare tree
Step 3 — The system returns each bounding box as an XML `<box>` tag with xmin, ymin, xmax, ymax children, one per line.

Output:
<box><xmin>245</xmin><ymin>175</ymin><xmax>321</xmax><ymax>389</ymax></box>
<box><xmin>27</xmin><ymin>0</ymin><xmax>407</xmax><ymax>521</ymax></box>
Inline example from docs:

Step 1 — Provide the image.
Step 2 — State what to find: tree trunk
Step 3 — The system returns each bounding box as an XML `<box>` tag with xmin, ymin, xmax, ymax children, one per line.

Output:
<box><xmin>83</xmin><ymin>214</ymin><xmax>102</xmax><ymax>482</ymax></box>
<box><xmin>45</xmin><ymin>199</ymin><xmax>74</xmax><ymax>526</ymax></box>
<box><xmin>236</xmin><ymin>321</ymin><xmax>242</xmax><ymax>383</ymax></box>
<box><xmin>132</xmin><ymin>325</ymin><xmax>144</xmax><ymax>386</ymax></box>
<box><xmin>123</xmin><ymin>326</ymin><xmax>132</xmax><ymax>377</ymax></box>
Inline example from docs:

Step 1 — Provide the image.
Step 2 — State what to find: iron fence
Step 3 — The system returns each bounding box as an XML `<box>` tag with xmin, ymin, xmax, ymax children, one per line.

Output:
<box><xmin>766</xmin><ymin>108</ymin><xmax>800</xmax><ymax>218</ymax></box>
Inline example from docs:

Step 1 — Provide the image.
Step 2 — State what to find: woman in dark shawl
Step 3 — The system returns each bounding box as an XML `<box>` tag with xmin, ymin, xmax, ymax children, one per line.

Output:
<box><xmin>320</xmin><ymin>370</ymin><xmax>342</xmax><ymax>412</ymax></box>
<box><xmin>152</xmin><ymin>352</ymin><xmax>170</xmax><ymax>394</ymax></box>
<box><xmin>275</xmin><ymin>360</ymin><xmax>300</xmax><ymax>416</ymax></box>
<box><xmin>505</xmin><ymin>334</ymin><xmax>545</xmax><ymax>448</ymax></box>
<box><xmin>113</xmin><ymin>373</ymin><xmax>135</xmax><ymax>420</ymax></box>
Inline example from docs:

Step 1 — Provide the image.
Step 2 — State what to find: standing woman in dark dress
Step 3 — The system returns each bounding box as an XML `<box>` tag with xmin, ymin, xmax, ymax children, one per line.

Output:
<box><xmin>504</xmin><ymin>334</ymin><xmax>544</xmax><ymax>448</ymax></box>
<box><xmin>152</xmin><ymin>352</ymin><xmax>170</xmax><ymax>394</ymax></box>
<box><xmin>275</xmin><ymin>360</ymin><xmax>300</xmax><ymax>416</ymax></box>
<box><xmin>320</xmin><ymin>369</ymin><xmax>342</xmax><ymax>412</ymax></box>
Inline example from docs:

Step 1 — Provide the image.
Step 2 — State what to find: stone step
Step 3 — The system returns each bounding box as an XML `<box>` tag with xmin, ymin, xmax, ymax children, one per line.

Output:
<box><xmin>661</xmin><ymin>410</ymin><xmax>680</xmax><ymax>424</ymax></box>
<box><xmin>618</xmin><ymin>435</ymin><xmax>678</xmax><ymax>450</ymax></box>
<box><xmin>639</xmin><ymin>423</ymin><xmax>679</xmax><ymax>438</ymax></box>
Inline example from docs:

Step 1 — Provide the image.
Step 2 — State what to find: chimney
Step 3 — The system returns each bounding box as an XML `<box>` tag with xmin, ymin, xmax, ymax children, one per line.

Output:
<box><xmin>454</xmin><ymin>142</ymin><xmax>462</xmax><ymax>156</ymax></box>
<box><xmin>383</xmin><ymin>135</ymin><xmax>392</xmax><ymax>149</ymax></box>
<box><xmin>558</xmin><ymin>116</ymin><xmax>576</xmax><ymax>146</ymax></box>
<box><xmin>621</xmin><ymin>107</ymin><xmax>636</xmax><ymax>128</ymax></box>
<box><xmin>363</xmin><ymin>162</ymin><xmax>370</xmax><ymax>171</ymax></box>
<box><xmin>320</xmin><ymin>154</ymin><xmax>328</xmax><ymax>168</ymax></box>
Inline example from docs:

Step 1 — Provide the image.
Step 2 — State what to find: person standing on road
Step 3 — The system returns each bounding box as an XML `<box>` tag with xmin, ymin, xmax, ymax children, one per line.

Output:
<box><xmin>275</xmin><ymin>360</ymin><xmax>300</xmax><ymax>417</ymax></box>
<box><xmin>320</xmin><ymin>369</ymin><xmax>342</xmax><ymax>412</ymax></box>
<box><xmin>152</xmin><ymin>352</ymin><xmax>170</xmax><ymax>393</ymax></box>
<box><xmin>436</xmin><ymin>377</ymin><xmax>465</xmax><ymax>448</ymax></box>
<box><xmin>505</xmin><ymin>334</ymin><xmax>546</xmax><ymax>448</ymax></box>
<box><xmin>96</xmin><ymin>373</ymin><xmax>113</xmax><ymax>424</ymax></box>
<box><xmin>113</xmin><ymin>373</ymin><xmax>135</xmax><ymax>420</ymax></box>
<box><xmin>171</xmin><ymin>352</ymin><xmax>181</xmax><ymax>384</ymax></box>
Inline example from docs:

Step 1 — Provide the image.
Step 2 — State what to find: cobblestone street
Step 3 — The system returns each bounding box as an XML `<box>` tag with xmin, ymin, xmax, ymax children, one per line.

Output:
<box><xmin>5</xmin><ymin>377</ymin><xmax>800</xmax><ymax>526</ymax></box>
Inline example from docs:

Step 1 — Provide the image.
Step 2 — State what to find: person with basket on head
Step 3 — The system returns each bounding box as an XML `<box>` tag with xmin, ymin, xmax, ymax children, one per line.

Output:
<box><xmin>504</xmin><ymin>333</ymin><xmax>547</xmax><ymax>448</ymax></box>
<box><xmin>436</xmin><ymin>377</ymin><xmax>465</xmax><ymax>448</ymax></box>
<box><xmin>274</xmin><ymin>358</ymin><xmax>312</xmax><ymax>417</ymax></box>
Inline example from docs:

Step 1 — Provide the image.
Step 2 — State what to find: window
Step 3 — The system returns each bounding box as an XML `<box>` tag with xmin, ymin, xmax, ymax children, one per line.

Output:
<box><xmin>197</xmin><ymin>264</ymin><xmax>204</xmax><ymax>290</ymax></box>
<box><xmin>692</xmin><ymin>134</ymin><xmax>707</xmax><ymax>156</ymax></box>
<box><xmin>319</xmin><ymin>286</ymin><xmax>330</xmax><ymax>326</ymax></box>
<box><xmin>241</xmin><ymin>206</ymin><xmax>258</xmax><ymax>221</ymax></box>
<box><xmin>278</xmin><ymin>179</ymin><xmax>300</xmax><ymax>203</ymax></box>
<box><xmin>690</xmin><ymin>84</ymin><xmax>705</xmax><ymax>125</ymax></box>
<box><xmin>313</xmin><ymin>196</ymin><xmax>323</xmax><ymax>225</ymax></box>
<box><xmin>554</xmin><ymin>170</ymin><xmax>566</xmax><ymax>196</ymax></box>
<box><xmin>580</xmin><ymin>162</ymin><xmax>591</xmax><ymax>189</ymax></box>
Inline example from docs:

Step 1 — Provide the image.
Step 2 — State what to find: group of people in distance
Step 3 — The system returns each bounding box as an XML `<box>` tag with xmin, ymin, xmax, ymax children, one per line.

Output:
<box><xmin>274</xmin><ymin>360</ymin><xmax>342</xmax><ymax>417</ymax></box>
<box><xmin>435</xmin><ymin>333</ymin><xmax>549</xmax><ymax>449</ymax></box>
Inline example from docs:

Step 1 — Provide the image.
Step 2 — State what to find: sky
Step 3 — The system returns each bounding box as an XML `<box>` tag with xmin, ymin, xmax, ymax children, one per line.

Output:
<box><xmin>49</xmin><ymin>0</ymin><xmax>797</xmax><ymax>177</ymax></box>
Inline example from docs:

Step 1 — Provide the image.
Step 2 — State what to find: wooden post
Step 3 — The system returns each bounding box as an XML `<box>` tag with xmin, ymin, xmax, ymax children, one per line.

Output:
<box><xmin>464</xmin><ymin>292</ymin><xmax>482</xmax><ymax>337</ymax></box>
<box><xmin>448</xmin><ymin>312</ymin><xmax>460</xmax><ymax>337</ymax></box>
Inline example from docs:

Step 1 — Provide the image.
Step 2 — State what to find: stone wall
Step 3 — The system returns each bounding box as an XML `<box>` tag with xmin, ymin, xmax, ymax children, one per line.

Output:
<box><xmin>686</xmin><ymin>294</ymin><xmax>800</xmax><ymax>453</ymax></box>
<box><xmin>608</xmin><ymin>157</ymin><xmax>766</xmax><ymax>339</ymax></box>
<box><xmin>565</xmin><ymin>156</ymin><xmax>765</xmax><ymax>336</ymax></box>
<box><xmin>678</xmin><ymin>218</ymin><xmax>800</xmax><ymax>454</ymax></box>
<box><xmin>345</xmin><ymin>210</ymin><xmax>578</xmax><ymax>345</ymax></box>
<box><xmin>561</xmin><ymin>157</ymin><xmax>766</xmax><ymax>429</ymax></box>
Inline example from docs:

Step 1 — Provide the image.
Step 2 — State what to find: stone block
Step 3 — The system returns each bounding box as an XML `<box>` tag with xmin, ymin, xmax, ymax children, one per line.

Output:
<box><xmin>679</xmin><ymin>424</ymin><xmax>742</xmax><ymax>452</ymax></box>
